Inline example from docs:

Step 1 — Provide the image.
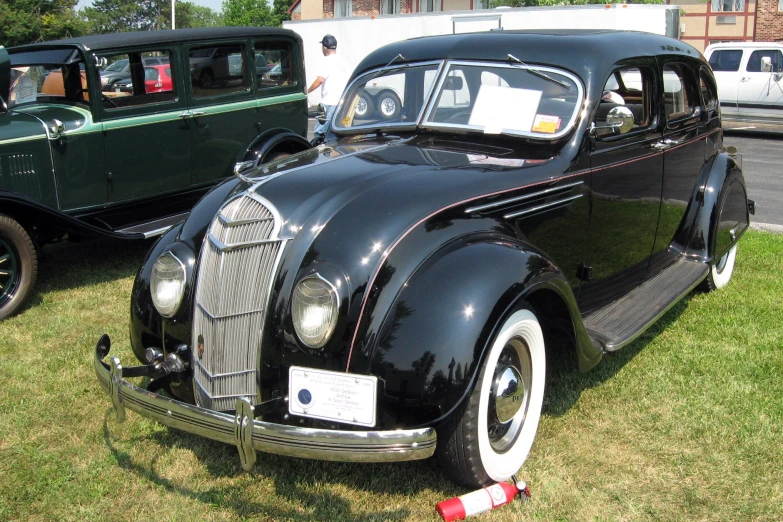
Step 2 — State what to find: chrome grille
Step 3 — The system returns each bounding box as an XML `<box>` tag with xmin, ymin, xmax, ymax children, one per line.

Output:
<box><xmin>192</xmin><ymin>194</ymin><xmax>285</xmax><ymax>411</ymax></box>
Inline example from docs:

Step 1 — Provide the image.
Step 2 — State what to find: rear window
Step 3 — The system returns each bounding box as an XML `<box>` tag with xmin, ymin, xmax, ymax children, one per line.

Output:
<box><xmin>709</xmin><ymin>50</ymin><xmax>742</xmax><ymax>72</ymax></box>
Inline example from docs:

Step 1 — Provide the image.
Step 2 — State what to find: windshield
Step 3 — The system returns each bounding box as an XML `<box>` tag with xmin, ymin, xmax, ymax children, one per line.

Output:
<box><xmin>334</xmin><ymin>60</ymin><xmax>583</xmax><ymax>140</ymax></box>
<box><xmin>334</xmin><ymin>62</ymin><xmax>441</xmax><ymax>131</ymax></box>
<box><xmin>8</xmin><ymin>63</ymin><xmax>88</xmax><ymax>108</ymax></box>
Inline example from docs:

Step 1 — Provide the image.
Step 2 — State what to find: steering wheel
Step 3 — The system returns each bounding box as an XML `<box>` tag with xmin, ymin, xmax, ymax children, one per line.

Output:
<box><xmin>442</xmin><ymin>110</ymin><xmax>472</xmax><ymax>124</ymax></box>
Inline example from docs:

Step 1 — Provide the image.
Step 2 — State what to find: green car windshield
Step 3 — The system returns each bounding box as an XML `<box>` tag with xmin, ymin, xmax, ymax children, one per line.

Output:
<box><xmin>334</xmin><ymin>60</ymin><xmax>583</xmax><ymax>140</ymax></box>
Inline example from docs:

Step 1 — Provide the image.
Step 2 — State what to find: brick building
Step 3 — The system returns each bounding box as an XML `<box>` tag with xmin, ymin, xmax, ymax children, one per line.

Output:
<box><xmin>288</xmin><ymin>0</ymin><xmax>486</xmax><ymax>21</ymax></box>
<box><xmin>755</xmin><ymin>0</ymin><xmax>783</xmax><ymax>41</ymax></box>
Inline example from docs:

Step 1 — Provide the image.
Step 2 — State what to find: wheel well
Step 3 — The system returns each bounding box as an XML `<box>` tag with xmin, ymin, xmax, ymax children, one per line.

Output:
<box><xmin>265</xmin><ymin>139</ymin><xmax>309</xmax><ymax>159</ymax></box>
<box><xmin>524</xmin><ymin>289</ymin><xmax>579</xmax><ymax>373</ymax></box>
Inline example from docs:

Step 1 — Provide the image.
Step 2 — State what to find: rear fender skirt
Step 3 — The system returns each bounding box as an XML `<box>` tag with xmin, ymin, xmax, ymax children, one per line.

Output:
<box><xmin>684</xmin><ymin>153</ymin><xmax>749</xmax><ymax>262</ymax></box>
<box><xmin>0</xmin><ymin>190</ymin><xmax>143</xmax><ymax>242</ymax></box>
<box><xmin>236</xmin><ymin>128</ymin><xmax>312</xmax><ymax>169</ymax></box>
<box><xmin>361</xmin><ymin>236</ymin><xmax>601</xmax><ymax>428</ymax></box>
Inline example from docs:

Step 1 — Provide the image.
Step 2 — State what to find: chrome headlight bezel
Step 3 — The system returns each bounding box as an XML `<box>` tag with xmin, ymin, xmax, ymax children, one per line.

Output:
<box><xmin>150</xmin><ymin>252</ymin><xmax>187</xmax><ymax>318</ymax></box>
<box><xmin>292</xmin><ymin>274</ymin><xmax>340</xmax><ymax>349</ymax></box>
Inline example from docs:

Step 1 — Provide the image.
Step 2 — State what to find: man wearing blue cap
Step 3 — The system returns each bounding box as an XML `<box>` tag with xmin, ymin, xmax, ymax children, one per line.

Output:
<box><xmin>308</xmin><ymin>34</ymin><xmax>350</xmax><ymax>140</ymax></box>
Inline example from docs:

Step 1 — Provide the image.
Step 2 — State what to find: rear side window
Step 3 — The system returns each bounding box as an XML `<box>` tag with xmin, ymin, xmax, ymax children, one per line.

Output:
<box><xmin>746</xmin><ymin>49</ymin><xmax>783</xmax><ymax>72</ymax></box>
<box><xmin>255</xmin><ymin>41</ymin><xmax>296</xmax><ymax>91</ymax></box>
<box><xmin>709</xmin><ymin>50</ymin><xmax>742</xmax><ymax>72</ymax></box>
<box><xmin>189</xmin><ymin>44</ymin><xmax>248</xmax><ymax>98</ymax></box>
<box><xmin>699</xmin><ymin>68</ymin><xmax>718</xmax><ymax>111</ymax></box>
<box><xmin>663</xmin><ymin>63</ymin><xmax>698</xmax><ymax>121</ymax></box>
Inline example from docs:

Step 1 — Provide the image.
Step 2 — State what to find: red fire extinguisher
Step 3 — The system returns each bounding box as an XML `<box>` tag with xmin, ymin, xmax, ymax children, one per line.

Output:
<box><xmin>436</xmin><ymin>479</ymin><xmax>531</xmax><ymax>521</ymax></box>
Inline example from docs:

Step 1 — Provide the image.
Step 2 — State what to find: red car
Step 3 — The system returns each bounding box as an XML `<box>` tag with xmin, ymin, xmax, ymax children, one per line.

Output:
<box><xmin>144</xmin><ymin>64</ymin><xmax>173</xmax><ymax>93</ymax></box>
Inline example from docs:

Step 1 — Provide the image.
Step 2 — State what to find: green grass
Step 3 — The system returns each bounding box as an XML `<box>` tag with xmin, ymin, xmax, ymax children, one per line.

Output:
<box><xmin>1</xmin><ymin>232</ymin><xmax>781</xmax><ymax>521</ymax></box>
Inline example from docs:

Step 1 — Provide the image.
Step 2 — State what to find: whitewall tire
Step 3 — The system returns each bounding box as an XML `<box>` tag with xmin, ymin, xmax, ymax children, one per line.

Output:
<box><xmin>436</xmin><ymin>306</ymin><xmax>546</xmax><ymax>488</ymax></box>
<box><xmin>703</xmin><ymin>244</ymin><xmax>737</xmax><ymax>291</ymax></box>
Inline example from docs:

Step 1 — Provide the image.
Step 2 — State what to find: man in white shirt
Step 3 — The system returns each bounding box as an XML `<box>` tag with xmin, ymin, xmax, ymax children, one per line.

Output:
<box><xmin>307</xmin><ymin>34</ymin><xmax>350</xmax><ymax>141</ymax></box>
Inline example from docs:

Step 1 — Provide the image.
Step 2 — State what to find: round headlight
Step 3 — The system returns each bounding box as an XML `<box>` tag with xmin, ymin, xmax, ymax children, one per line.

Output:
<box><xmin>292</xmin><ymin>275</ymin><xmax>339</xmax><ymax>349</ymax></box>
<box><xmin>150</xmin><ymin>253</ymin><xmax>186</xmax><ymax>318</ymax></box>
<box><xmin>101</xmin><ymin>76</ymin><xmax>109</xmax><ymax>85</ymax></box>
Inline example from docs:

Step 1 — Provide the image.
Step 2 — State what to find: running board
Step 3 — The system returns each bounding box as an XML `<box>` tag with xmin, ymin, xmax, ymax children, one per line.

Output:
<box><xmin>584</xmin><ymin>259</ymin><xmax>708</xmax><ymax>352</ymax></box>
<box><xmin>114</xmin><ymin>212</ymin><xmax>189</xmax><ymax>239</ymax></box>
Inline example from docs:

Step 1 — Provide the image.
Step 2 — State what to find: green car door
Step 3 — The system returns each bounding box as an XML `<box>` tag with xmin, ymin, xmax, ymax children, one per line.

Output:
<box><xmin>98</xmin><ymin>46</ymin><xmax>191</xmax><ymax>204</ymax></box>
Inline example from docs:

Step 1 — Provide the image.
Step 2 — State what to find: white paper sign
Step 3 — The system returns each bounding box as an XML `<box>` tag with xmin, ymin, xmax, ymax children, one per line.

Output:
<box><xmin>13</xmin><ymin>76</ymin><xmax>37</xmax><ymax>105</ymax></box>
<box><xmin>468</xmin><ymin>85</ymin><xmax>542</xmax><ymax>134</ymax></box>
<box><xmin>289</xmin><ymin>366</ymin><xmax>377</xmax><ymax>427</ymax></box>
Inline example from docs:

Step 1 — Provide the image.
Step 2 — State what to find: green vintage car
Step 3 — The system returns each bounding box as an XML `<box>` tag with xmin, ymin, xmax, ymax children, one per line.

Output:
<box><xmin>0</xmin><ymin>28</ymin><xmax>310</xmax><ymax>319</ymax></box>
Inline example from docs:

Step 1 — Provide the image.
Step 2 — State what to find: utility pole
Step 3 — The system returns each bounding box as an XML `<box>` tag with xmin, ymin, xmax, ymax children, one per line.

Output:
<box><xmin>172</xmin><ymin>0</ymin><xmax>176</xmax><ymax>29</ymax></box>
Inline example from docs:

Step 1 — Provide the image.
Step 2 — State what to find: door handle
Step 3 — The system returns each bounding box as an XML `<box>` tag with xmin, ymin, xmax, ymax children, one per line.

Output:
<box><xmin>741</xmin><ymin>77</ymin><xmax>752</xmax><ymax>82</ymax></box>
<box><xmin>179</xmin><ymin>111</ymin><xmax>192</xmax><ymax>118</ymax></box>
<box><xmin>652</xmin><ymin>138</ymin><xmax>681</xmax><ymax>151</ymax></box>
<box><xmin>191</xmin><ymin>110</ymin><xmax>206</xmax><ymax>117</ymax></box>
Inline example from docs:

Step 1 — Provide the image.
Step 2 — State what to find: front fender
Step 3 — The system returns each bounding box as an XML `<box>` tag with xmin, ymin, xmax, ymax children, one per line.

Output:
<box><xmin>235</xmin><ymin>128</ymin><xmax>312</xmax><ymax>169</ymax></box>
<box><xmin>0</xmin><ymin>190</ymin><xmax>143</xmax><ymax>243</ymax></box>
<box><xmin>685</xmin><ymin>152</ymin><xmax>749</xmax><ymax>262</ymax></box>
<box><xmin>366</xmin><ymin>236</ymin><xmax>595</xmax><ymax>429</ymax></box>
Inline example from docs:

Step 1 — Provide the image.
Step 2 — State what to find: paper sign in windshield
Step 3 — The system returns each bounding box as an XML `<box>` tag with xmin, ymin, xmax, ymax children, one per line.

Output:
<box><xmin>468</xmin><ymin>85</ymin><xmax>542</xmax><ymax>134</ymax></box>
<box><xmin>13</xmin><ymin>76</ymin><xmax>37</xmax><ymax>105</ymax></box>
<box><xmin>532</xmin><ymin>114</ymin><xmax>561</xmax><ymax>134</ymax></box>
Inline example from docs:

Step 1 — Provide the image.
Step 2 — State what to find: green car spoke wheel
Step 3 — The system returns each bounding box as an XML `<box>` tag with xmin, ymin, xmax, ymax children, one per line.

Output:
<box><xmin>0</xmin><ymin>215</ymin><xmax>37</xmax><ymax>320</ymax></box>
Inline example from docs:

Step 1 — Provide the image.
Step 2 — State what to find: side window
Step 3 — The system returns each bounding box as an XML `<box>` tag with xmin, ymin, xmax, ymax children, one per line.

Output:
<box><xmin>699</xmin><ymin>68</ymin><xmax>719</xmax><ymax>112</ymax></box>
<box><xmin>663</xmin><ymin>64</ymin><xmax>698</xmax><ymax>121</ymax></box>
<box><xmin>189</xmin><ymin>44</ymin><xmax>248</xmax><ymax>98</ymax></box>
<box><xmin>98</xmin><ymin>50</ymin><xmax>175</xmax><ymax>110</ymax></box>
<box><xmin>708</xmin><ymin>50</ymin><xmax>742</xmax><ymax>72</ymax></box>
<box><xmin>746</xmin><ymin>50</ymin><xmax>783</xmax><ymax>73</ymax></box>
<box><xmin>254</xmin><ymin>41</ymin><xmax>296</xmax><ymax>91</ymax></box>
<box><xmin>594</xmin><ymin>66</ymin><xmax>651</xmax><ymax>133</ymax></box>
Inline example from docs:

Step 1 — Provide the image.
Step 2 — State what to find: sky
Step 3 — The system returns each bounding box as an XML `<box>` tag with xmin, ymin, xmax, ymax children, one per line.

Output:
<box><xmin>76</xmin><ymin>0</ymin><xmax>228</xmax><ymax>13</ymax></box>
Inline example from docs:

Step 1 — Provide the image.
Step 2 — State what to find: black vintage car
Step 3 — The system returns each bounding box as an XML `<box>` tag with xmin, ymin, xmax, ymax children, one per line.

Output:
<box><xmin>95</xmin><ymin>30</ymin><xmax>752</xmax><ymax>488</ymax></box>
<box><xmin>0</xmin><ymin>28</ymin><xmax>310</xmax><ymax>319</ymax></box>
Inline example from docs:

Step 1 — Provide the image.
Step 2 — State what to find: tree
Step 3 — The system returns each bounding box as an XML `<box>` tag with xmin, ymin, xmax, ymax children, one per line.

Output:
<box><xmin>0</xmin><ymin>0</ymin><xmax>88</xmax><ymax>47</ymax></box>
<box><xmin>83</xmin><ymin>0</ymin><xmax>222</xmax><ymax>34</ymax></box>
<box><xmin>222</xmin><ymin>0</ymin><xmax>278</xmax><ymax>27</ymax></box>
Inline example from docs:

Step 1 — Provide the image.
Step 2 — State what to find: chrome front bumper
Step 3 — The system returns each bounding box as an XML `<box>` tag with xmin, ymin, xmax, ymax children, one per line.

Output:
<box><xmin>94</xmin><ymin>336</ymin><xmax>436</xmax><ymax>470</ymax></box>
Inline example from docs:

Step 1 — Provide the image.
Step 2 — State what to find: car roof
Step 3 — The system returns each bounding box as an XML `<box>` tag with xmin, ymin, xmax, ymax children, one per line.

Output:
<box><xmin>9</xmin><ymin>27</ymin><xmax>299</xmax><ymax>53</ymax></box>
<box><xmin>705</xmin><ymin>41</ymin><xmax>783</xmax><ymax>51</ymax></box>
<box><xmin>354</xmin><ymin>30</ymin><xmax>703</xmax><ymax>81</ymax></box>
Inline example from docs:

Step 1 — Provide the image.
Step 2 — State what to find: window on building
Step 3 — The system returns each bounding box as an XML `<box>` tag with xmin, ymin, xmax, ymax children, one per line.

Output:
<box><xmin>712</xmin><ymin>0</ymin><xmax>744</xmax><ymax>12</ymax></box>
<box><xmin>334</xmin><ymin>0</ymin><xmax>352</xmax><ymax>17</ymax></box>
<box><xmin>381</xmin><ymin>0</ymin><xmax>402</xmax><ymax>14</ymax></box>
<box><xmin>419</xmin><ymin>0</ymin><xmax>440</xmax><ymax>12</ymax></box>
<box><xmin>709</xmin><ymin>49</ymin><xmax>743</xmax><ymax>71</ymax></box>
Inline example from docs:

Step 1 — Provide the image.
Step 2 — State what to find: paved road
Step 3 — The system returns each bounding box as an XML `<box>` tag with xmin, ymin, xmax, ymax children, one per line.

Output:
<box><xmin>724</xmin><ymin>132</ymin><xmax>782</xmax><ymax>226</ymax></box>
<box><xmin>306</xmin><ymin>119</ymin><xmax>780</xmax><ymax>226</ymax></box>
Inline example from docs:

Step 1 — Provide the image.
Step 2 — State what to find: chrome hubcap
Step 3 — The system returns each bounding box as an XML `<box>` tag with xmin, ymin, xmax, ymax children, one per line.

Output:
<box><xmin>487</xmin><ymin>337</ymin><xmax>532</xmax><ymax>453</ymax></box>
<box><xmin>356</xmin><ymin>97</ymin><xmax>368</xmax><ymax>115</ymax></box>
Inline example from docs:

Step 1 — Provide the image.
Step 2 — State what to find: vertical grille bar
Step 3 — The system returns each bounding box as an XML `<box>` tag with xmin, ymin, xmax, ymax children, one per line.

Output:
<box><xmin>192</xmin><ymin>194</ymin><xmax>284</xmax><ymax>411</ymax></box>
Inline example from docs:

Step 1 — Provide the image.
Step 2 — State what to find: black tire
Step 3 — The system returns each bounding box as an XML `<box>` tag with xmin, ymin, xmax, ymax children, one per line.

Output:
<box><xmin>0</xmin><ymin>215</ymin><xmax>38</xmax><ymax>320</ymax></box>
<box><xmin>355</xmin><ymin>95</ymin><xmax>374</xmax><ymax>118</ymax></box>
<box><xmin>436</xmin><ymin>305</ymin><xmax>546</xmax><ymax>488</ymax></box>
<box><xmin>376</xmin><ymin>91</ymin><xmax>401</xmax><ymax>120</ymax></box>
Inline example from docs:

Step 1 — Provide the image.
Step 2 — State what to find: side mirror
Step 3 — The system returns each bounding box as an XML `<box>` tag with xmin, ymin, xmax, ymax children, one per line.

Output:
<box><xmin>315</xmin><ymin>103</ymin><xmax>327</xmax><ymax>124</ymax></box>
<box><xmin>443</xmin><ymin>75</ymin><xmax>464</xmax><ymax>91</ymax></box>
<box><xmin>596</xmin><ymin>106</ymin><xmax>635</xmax><ymax>135</ymax></box>
<box><xmin>761</xmin><ymin>56</ymin><xmax>773</xmax><ymax>73</ymax></box>
<box><xmin>94</xmin><ymin>56</ymin><xmax>107</xmax><ymax>69</ymax></box>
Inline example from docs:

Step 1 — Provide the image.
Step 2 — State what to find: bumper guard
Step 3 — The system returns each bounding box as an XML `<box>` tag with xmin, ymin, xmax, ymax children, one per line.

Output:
<box><xmin>94</xmin><ymin>335</ymin><xmax>437</xmax><ymax>470</ymax></box>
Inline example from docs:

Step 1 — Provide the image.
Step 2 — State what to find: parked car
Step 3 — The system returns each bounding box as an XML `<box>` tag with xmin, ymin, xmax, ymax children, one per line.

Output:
<box><xmin>705</xmin><ymin>42</ymin><xmax>783</xmax><ymax>129</ymax></box>
<box><xmin>95</xmin><ymin>30</ymin><xmax>752</xmax><ymax>488</ymax></box>
<box><xmin>100</xmin><ymin>56</ymin><xmax>168</xmax><ymax>89</ymax></box>
<box><xmin>0</xmin><ymin>27</ymin><xmax>310</xmax><ymax>319</ymax></box>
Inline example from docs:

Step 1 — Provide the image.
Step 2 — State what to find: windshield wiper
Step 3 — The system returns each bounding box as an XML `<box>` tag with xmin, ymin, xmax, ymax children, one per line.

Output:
<box><xmin>507</xmin><ymin>54</ymin><xmax>572</xmax><ymax>91</ymax></box>
<box><xmin>366</xmin><ymin>54</ymin><xmax>406</xmax><ymax>84</ymax></box>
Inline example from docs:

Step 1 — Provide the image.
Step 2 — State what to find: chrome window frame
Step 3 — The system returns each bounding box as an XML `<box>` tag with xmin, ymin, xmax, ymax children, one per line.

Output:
<box><xmin>331</xmin><ymin>60</ymin><xmax>445</xmax><ymax>134</ymax></box>
<box><xmin>421</xmin><ymin>60</ymin><xmax>585</xmax><ymax>141</ymax></box>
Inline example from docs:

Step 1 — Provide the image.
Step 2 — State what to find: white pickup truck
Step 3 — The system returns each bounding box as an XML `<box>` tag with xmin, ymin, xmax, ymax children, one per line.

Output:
<box><xmin>705</xmin><ymin>42</ymin><xmax>783</xmax><ymax>129</ymax></box>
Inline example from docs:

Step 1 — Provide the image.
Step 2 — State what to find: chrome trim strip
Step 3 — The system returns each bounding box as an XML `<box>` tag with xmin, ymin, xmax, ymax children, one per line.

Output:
<box><xmin>194</xmin><ymin>378</ymin><xmax>255</xmax><ymax>400</ymax></box>
<box><xmin>503</xmin><ymin>194</ymin><xmax>583</xmax><ymax>219</ymax></box>
<box><xmin>218</xmin><ymin>213</ymin><xmax>274</xmax><ymax>227</ymax></box>
<box><xmin>196</xmin><ymin>302</ymin><xmax>264</xmax><ymax>321</ymax></box>
<box><xmin>142</xmin><ymin>225</ymin><xmax>176</xmax><ymax>238</ymax></box>
<box><xmin>421</xmin><ymin>60</ymin><xmax>585</xmax><ymax>141</ymax></box>
<box><xmin>193</xmin><ymin>358</ymin><xmax>256</xmax><ymax>379</ymax></box>
<box><xmin>95</xmin><ymin>347</ymin><xmax>437</xmax><ymax>467</ymax></box>
<box><xmin>208</xmin><ymin>232</ymin><xmax>281</xmax><ymax>252</ymax></box>
<box><xmin>256</xmin><ymin>237</ymin><xmax>289</xmax><ymax>404</ymax></box>
<box><xmin>465</xmin><ymin>180</ymin><xmax>584</xmax><ymax>214</ymax></box>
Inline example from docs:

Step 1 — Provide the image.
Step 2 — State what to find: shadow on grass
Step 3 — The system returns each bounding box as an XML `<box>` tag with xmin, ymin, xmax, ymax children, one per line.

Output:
<box><xmin>102</xmin><ymin>408</ymin><xmax>454</xmax><ymax>520</ymax></box>
<box><xmin>543</xmin><ymin>297</ymin><xmax>692</xmax><ymax>418</ymax></box>
<box><xmin>23</xmin><ymin>238</ymin><xmax>154</xmax><ymax>309</ymax></box>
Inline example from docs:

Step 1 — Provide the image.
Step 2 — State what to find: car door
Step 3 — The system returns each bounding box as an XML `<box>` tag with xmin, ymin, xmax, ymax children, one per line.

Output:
<box><xmin>650</xmin><ymin>59</ymin><xmax>708</xmax><ymax>267</ymax></box>
<box><xmin>97</xmin><ymin>45</ymin><xmax>191</xmax><ymax>203</ymax></box>
<box><xmin>736</xmin><ymin>48</ymin><xmax>783</xmax><ymax>119</ymax></box>
<box><xmin>579</xmin><ymin>61</ymin><xmax>664</xmax><ymax>314</ymax></box>
<box><xmin>185</xmin><ymin>39</ymin><xmax>258</xmax><ymax>186</ymax></box>
<box><xmin>707</xmin><ymin>48</ymin><xmax>743</xmax><ymax>116</ymax></box>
